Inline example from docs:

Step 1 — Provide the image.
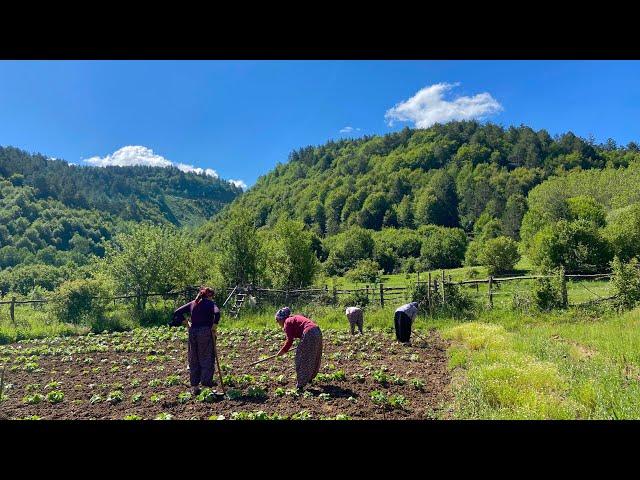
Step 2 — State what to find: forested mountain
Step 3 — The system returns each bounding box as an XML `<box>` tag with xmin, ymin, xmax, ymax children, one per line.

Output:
<box><xmin>5</xmin><ymin>122</ymin><xmax>640</xmax><ymax>297</ymax></box>
<box><xmin>198</xmin><ymin>121</ymin><xmax>640</xmax><ymax>281</ymax></box>
<box><xmin>212</xmin><ymin>121</ymin><xmax>638</xmax><ymax>239</ymax></box>
<box><xmin>0</xmin><ymin>146</ymin><xmax>242</xmax><ymax>227</ymax></box>
<box><xmin>0</xmin><ymin>146</ymin><xmax>242</xmax><ymax>294</ymax></box>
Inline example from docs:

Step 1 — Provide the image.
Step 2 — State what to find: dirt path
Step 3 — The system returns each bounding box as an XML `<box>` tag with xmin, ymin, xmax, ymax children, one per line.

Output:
<box><xmin>0</xmin><ymin>327</ymin><xmax>452</xmax><ymax>420</ymax></box>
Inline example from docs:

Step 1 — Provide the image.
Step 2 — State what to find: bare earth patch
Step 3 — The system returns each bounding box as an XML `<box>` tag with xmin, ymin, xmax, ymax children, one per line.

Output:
<box><xmin>0</xmin><ymin>327</ymin><xmax>451</xmax><ymax>420</ymax></box>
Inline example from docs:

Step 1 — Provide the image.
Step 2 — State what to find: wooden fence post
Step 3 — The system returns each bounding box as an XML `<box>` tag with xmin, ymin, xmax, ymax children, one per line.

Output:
<box><xmin>10</xmin><ymin>296</ymin><xmax>16</xmax><ymax>326</ymax></box>
<box><xmin>433</xmin><ymin>278</ymin><xmax>439</xmax><ymax>309</ymax></box>
<box><xmin>488</xmin><ymin>276</ymin><xmax>493</xmax><ymax>309</ymax></box>
<box><xmin>561</xmin><ymin>270</ymin><xmax>568</xmax><ymax>308</ymax></box>
<box><xmin>379</xmin><ymin>283</ymin><xmax>384</xmax><ymax>307</ymax></box>
<box><xmin>441</xmin><ymin>270</ymin><xmax>446</xmax><ymax>305</ymax></box>
<box><xmin>427</xmin><ymin>272</ymin><xmax>432</xmax><ymax>313</ymax></box>
<box><xmin>332</xmin><ymin>285</ymin><xmax>337</xmax><ymax>305</ymax></box>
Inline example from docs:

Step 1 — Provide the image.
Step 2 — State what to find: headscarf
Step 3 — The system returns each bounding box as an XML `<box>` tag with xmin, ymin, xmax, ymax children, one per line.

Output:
<box><xmin>195</xmin><ymin>286</ymin><xmax>215</xmax><ymax>304</ymax></box>
<box><xmin>275</xmin><ymin>306</ymin><xmax>291</xmax><ymax>321</ymax></box>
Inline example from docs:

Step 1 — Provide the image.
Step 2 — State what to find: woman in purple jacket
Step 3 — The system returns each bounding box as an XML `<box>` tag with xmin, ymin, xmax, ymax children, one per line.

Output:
<box><xmin>169</xmin><ymin>287</ymin><xmax>221</xmax><ymax>395</ymax></box>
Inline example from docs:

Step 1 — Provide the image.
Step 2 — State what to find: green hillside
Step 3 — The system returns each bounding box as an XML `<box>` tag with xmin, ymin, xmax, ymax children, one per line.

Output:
<box><xmin>0</xmin><ymin>146</ymin><xmax>242</xmax><ymax>294</ymax></box>
<box><xmin>209</xmin><ymin>121</ymin><xmax>636</xmax><ymax>237</ymax></box>
<box><xmin>198</xmin><ymin>121</ymin><xmax>640</xmax><ymax>281</ymax></box>
<box><xmin>0</xmin><ymin>146</ymin><xmax>241</xmax><ymax>227</ymax></box>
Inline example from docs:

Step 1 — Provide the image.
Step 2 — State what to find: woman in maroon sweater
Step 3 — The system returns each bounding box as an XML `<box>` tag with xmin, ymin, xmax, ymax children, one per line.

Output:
<box><xmin>275</xmin><ymin>307</ymin><xmax>323</xmax><ymax>390</ymax></box>
<box><xmin>169</xmin><ymin>286</ymin><xmax>221</xmax><ymax>395</ymax></box>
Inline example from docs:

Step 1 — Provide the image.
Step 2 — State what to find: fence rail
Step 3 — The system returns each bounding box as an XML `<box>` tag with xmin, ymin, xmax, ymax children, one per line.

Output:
<box><xmin>1</xmin><ymin>270</ymin><xmax>618</xmax><ymax>327</ymax></box>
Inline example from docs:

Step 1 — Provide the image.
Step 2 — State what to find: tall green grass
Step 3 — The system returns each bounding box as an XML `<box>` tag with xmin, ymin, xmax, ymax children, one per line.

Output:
<box><xmin>0</xmin><ymin>305</ymin><xmax>87</xmax><ymax>345</ymax></box>
<box><xmin>443</xmin><ymin>307</ymin><xmax>640</xmax><ymax>419</ymax></box>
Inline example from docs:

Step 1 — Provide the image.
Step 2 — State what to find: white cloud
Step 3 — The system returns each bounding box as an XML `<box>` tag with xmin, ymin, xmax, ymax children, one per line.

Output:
<box><xmin>84</xmin><ymin>146</ymin><xmax>219</xmax><ymax>178</ymax></box>
<box><xmin>229</xmin><ymin>179</ymin><xmax>247</xmax><ymax>190</ymax></box>
<box><xmin>385</xmin><ymin>82</ymin><xmax>502</xmax><ymax>128</ymax></box>
<box><xmin>339</xmin><ymin>126</ymin><xmax>362</xmax><ymax>134</ymax></box>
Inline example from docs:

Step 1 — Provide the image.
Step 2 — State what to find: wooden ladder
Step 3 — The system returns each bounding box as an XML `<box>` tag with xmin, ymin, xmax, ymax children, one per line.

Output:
<box><xmin>228</xmin><ymin>292</ymin><xmax>247</xmax><ymax>318</ymax></box>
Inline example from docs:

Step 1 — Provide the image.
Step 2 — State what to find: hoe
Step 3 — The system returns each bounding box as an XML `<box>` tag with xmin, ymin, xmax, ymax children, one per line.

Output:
<box><xmin>213</xmin><ymin>332</ymin><xmax>226</xmax><ymax>398</ymax></box>
<box><xmin>248</xmin><ymin>346</ymin><xmax>298</xmax><ymax>367</ymax></box>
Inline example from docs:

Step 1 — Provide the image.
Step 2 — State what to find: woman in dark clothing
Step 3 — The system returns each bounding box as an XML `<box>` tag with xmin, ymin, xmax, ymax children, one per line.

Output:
<box><xmin>274</xmin><ymin>306</ymin><xmax>323</xmax><ymax>390</ymax></box>
<box><xmin>394</xmin><ymin>301</ymin><xmax>418</xmax><ymax>343</ymax></box>
<box><xmin>169</xmin><ymin>287</ymin><xmax>221</xmax><ymax>395</ymax></box>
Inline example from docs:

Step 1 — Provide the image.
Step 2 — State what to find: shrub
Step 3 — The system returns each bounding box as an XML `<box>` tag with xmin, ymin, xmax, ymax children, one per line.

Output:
<box><xmin>406</xmin><ymin>282</ymin><xmax>430</xmax><ymax>305</ymax></box>
<box><xmin>323</xmin><ymin>227</ymin><xmax>375</xmax><ymax>276</ymax></box>
<box><xmin>340</xmin><ymin>288</ymin><xmax>369</xmax><ymax>308</ymax></box>
<box><xmin>464</xmin><ymin>239</ymin><xmax>483</xmax><ymax>267</ymax></box>
<box><xmin>478</xmin><ymin>236</ymin><xmax>521</xmax><ymax>276</ymax></box>
<box><xmin>51</xmin><ymin>278</ymin><xmax>111</xmax><ymax>326</ymax></box>
<box><xmin>529</xmin><ymin>220</ymin><xmax>611</xmax><ymax>273</ymax></box>
<box><xmin>567</xmin><ymin>195</ymin><xmax>606</xmax><ymax>227</ymax></box>
<box><xmin>610</xmin><ymin>256</ymin><xmax>640</xmax><ymax>311</ymax></box>
<box><xmin>418</xmin><ymin>225</ymin><xmax>468</xmax><ymax>270</ymax></box>
<box><xmin>406</xmin><ymin>280</ymin><xmax>475</xmax><ymax>317</ymax></box>
<box><xmin>604</xmin><ymin>203</ymin><xmax>640</xmax><ymax>262</ymax></box>
<box><xmin>345</xmin><ymin>259</ymin><xmax>382</xmax><ymax>284</ymax></box>
<box><xmin>530</xmin><ymin>269</ymin><xmax>567</xmax><ymax>311</ymax></box>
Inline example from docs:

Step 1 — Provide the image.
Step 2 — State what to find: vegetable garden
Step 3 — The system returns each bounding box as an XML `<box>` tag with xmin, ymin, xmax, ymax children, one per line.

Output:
<box><xmin>0</xmin><ymin>326</ymin><xmax>451</xmax><ymax>420</ymax></box>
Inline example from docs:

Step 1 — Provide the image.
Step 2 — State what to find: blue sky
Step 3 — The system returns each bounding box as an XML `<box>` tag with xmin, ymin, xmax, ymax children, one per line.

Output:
<box><xmin>1</xmin><ymin>60</ymin><xmax>639</xmax><ymax>188</ymax></box>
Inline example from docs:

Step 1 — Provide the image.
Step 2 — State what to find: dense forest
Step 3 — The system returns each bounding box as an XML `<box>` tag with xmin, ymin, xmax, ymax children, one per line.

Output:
<box><xmin>0</xmin><ymin>146</ymin><xmax>242</xmax><ymax>227</ymax></box>
<box><xmin>0</xmin><ymin>147</ymin><xmax>242</xmax><ymax>294</ymax></box>
<box><xmin>200</xmin><ymin>121</ymin><xmax>640</xmax><ymax>281</ymax></box>
<box><xmin>4</xmin><ymin>121</ymin><xmax>640</xmax><ymax>299</ymax></box>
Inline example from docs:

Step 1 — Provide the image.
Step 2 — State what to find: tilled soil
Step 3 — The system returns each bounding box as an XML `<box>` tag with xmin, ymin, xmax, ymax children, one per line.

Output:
<box><xmin>0</xmin><ymin>327</ymin><xmax>451</xmax><ymax>420</ymax></box>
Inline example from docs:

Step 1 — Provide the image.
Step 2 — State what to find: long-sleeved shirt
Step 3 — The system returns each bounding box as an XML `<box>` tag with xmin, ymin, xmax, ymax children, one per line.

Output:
<box><xmin>170</xmin><ymin>298</ymin><xmax>220</xmax><ymax>328</ymax></box>
<box><xmin>345</xmin><ymin>306</ymin><xmax>363</xmax><ymax>321</ymax></box>
<box><xmin>279</xmin><ymin>314</ymin><xmax>317</xmax><ymax>354</ymax></box>
<box><xmin>395</xmin><ymin>303</ymin><xmax>418</xmax><ymax>321</ymax></box>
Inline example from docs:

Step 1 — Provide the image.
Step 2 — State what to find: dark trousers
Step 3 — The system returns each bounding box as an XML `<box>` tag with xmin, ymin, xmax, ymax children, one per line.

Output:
<box><xmin>188</xmin><ymin>326</ymin><xmax>215</xmax><ymax>387</ymax></box>
<box><xmin>394</xmin><ymin>311</ymin><xmax>412</xmax><ymax>343</ymax></box>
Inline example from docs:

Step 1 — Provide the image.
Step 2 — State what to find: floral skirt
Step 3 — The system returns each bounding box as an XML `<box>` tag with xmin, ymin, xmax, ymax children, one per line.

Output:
<box><xmin>294</xmin><ymin>326</ymin><xmax>323</xmax><ymax>389</ymax></box>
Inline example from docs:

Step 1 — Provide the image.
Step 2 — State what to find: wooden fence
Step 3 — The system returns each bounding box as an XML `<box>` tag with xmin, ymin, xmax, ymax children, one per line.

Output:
<box><xmin>236</xmin><ymin>270</ymin><xmax>615</xmax><ymax>311</ymax></box>
<box><xmin>0</xmin><ymin>271</ymin><xmax>617</xmax><ymax>326</ymax></box>
<box><xmin>0</xmin><ymin>287</ymin><xmax>200</xmax><ymax>327</ymax></box>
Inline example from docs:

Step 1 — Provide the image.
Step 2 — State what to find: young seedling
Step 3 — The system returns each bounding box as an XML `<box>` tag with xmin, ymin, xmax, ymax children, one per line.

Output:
<box><xmin>177</xmin><ymin>391</ymin><xmax>192</xmax><ymax>403</ymax></box>
<box><xmin>23</xmin><ymin>393</ymin><xmax>44</xmax><ymax>405</ymax></box>
<box><xmin>106</xmin><ymin>390</ymin><xmax>124</xmax><ymax>405</ymax></box>
<box><xmin>197</xmin><ymin>388</ymin><xmax>225</xmax><ymax>402</ymax></box>
<box><xmin>150</xmin><ymin>393</ymin><xmax>164</xmax><ymax>404</ymax></box>
<box><xmin>47</xmin><ymin>390</ymin><xmax>64</xmax><ymax>404</ymax></box>
<box><xmin>164</xmin><ymin>374</ymin><xmax>181</xmax><ymax>387</ymax></box>
<box><xmin>285</xmin><ymin>388</ymin><xmax>300</xmax><ymax>398</ymax></box>
<box><xmin>226</xmin><ymin>389</ymin><xmax>242</xmax><ymax>400</ymax></box>
<box><xmin>373</xmin><ymin>369</ymin><xmax>389</xmax><ymax>385</ymax></box>
<box><xmin>247</xmin><ymin>386</ymin><xmax>267</xmax><ymax>399</ymax></box>
<box><xmin>154</xmin><ymin>412</ymin><xmax>173</xmax><ymax>420</ymax></box>
<box><xmin>411</xmin><ymin>378</ymin><xmax>425</xmax><ymax>390</ymax></box>
<box><xmin>389</xmin><ymin>394</ymin><xmax>407</xmax><ymax>409</ymax></box>
<box><xmin>291</xmin><ymin>410</ymin><xmax>312</xmax><ymax>420</ymax></box>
